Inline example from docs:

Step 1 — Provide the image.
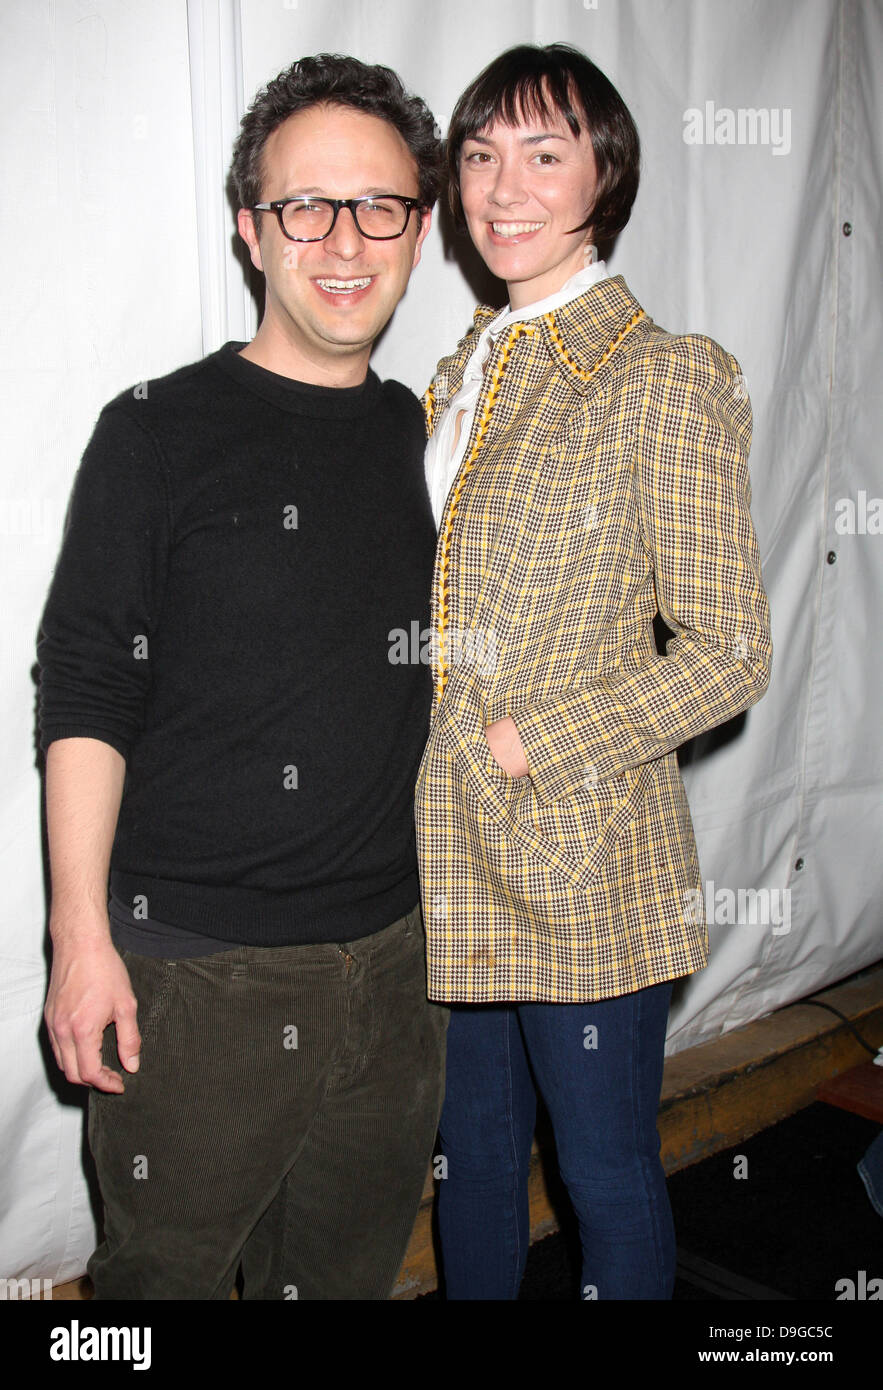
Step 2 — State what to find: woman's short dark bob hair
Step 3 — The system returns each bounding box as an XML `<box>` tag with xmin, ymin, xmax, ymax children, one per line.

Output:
<box><xmin>445</xmin><ymin>43</ymin><xmax>640</xmax><ymax>248</ymax></box>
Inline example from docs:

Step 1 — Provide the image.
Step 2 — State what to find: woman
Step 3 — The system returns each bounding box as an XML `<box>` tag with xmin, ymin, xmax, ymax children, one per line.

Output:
<box><xmin>416</xmin><ymin>43</ymin><xmax>772</xmax><ymax>1299</ymax></box>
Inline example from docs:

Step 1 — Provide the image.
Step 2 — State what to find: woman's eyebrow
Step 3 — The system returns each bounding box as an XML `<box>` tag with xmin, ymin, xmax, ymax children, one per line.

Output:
<box><xmin>464</xmin><ymin>132</ymin><xmax>570</xmax><ymax>145</ymax></box>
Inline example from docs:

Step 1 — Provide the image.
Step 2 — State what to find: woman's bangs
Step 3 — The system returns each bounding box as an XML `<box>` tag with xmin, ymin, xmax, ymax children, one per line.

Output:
<box><xmin>461</xmin><ymin>70</ymin><xmax>583</xmax><ymax>144</ymax></box>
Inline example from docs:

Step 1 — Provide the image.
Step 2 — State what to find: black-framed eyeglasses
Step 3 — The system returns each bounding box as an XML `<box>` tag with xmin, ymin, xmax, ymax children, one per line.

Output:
<box><xmin>250</xmin><ymin>195</ymin><xmax>424</xmax><ymax>242</ymax></box>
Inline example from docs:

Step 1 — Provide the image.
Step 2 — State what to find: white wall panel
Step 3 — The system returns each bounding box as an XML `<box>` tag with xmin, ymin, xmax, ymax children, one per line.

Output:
<box><xmin>0</xmin><ymin>0</ymin><xmax>202</xmax><ymax>1284</ymax></box>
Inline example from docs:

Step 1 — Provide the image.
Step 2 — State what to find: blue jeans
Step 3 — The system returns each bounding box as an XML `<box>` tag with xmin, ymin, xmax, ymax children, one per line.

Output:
<box><xmin>437</xmin><ymin>979</ymin><xmax>675</xmax><ymax>1300</ymax></box>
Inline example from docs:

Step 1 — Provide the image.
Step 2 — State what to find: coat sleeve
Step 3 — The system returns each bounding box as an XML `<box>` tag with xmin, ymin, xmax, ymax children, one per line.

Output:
<box><xmin>36</xmin><ymin>403</ymin><xmax>171</xmax><ymax>760</ymax></box>
<box><xmin>511</xmin><ymin>333</ymin><xmax>772</xmax><ymax>806</ymax></box>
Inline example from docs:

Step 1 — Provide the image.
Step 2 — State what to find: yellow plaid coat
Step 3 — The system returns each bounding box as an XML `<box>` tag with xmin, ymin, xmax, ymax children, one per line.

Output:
<box><xmin>415</xmin><ymin>274</ymin><xmax>772</xmax><ymax>1003</ymax></box>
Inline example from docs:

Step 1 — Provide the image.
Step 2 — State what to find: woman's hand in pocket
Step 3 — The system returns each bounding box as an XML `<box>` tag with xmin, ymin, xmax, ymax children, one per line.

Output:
<box><xmin>484</xmin><ymin>716</ymin><xmax>529</xmax><ymax>778</ymax></box>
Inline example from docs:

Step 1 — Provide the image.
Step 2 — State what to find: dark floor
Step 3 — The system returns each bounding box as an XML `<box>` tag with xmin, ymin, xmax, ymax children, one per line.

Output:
<box><xmin>420</xmin><ymin>1102</ymin><xmax>882</xmax><ymax>1301</ymax></box>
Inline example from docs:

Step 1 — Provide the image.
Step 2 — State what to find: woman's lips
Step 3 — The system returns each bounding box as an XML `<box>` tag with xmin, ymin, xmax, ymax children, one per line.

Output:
<box><xmin>486</xmin><ymin>220</ymin><xmax>545</xmax><ymax>245</ymax></box>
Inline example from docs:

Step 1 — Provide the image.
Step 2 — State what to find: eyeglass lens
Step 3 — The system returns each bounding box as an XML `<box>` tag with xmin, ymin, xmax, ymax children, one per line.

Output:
<box><xmin>282</xmin><ymin>197</ymin><xmax>409</xmax><ymax>240</ymax></box>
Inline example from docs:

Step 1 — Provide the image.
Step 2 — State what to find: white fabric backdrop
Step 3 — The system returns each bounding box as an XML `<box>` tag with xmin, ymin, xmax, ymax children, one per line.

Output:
<box><xmin>1</xmin><ymin>0</ymin><xmax>880</xmax><ymax>1285</ymax></box>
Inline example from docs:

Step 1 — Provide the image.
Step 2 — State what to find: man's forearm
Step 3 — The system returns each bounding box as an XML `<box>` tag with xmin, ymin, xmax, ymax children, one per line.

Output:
<box><xmin>44</xmin><ymin>737</ymin><xmax>141</xmax><ymax>1091</ymax></box>
<box><xmin>46</xmin><ymin>736</ymin><xmax>125</xmax><ymax>939</ymax></box>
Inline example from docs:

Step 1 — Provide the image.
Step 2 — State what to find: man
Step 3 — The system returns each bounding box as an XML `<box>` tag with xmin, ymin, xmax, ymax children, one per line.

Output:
<box><xmin>38</xmin><ymin>53</ymin><xmax>446</xmax><ymax>1301</ymax></box>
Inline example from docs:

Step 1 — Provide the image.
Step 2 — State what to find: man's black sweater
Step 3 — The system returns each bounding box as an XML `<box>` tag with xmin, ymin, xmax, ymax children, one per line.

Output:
<box><xmin>37</xmin><ymin>343</ymin><xmax>436</xmax><ymax>945</ymax></box>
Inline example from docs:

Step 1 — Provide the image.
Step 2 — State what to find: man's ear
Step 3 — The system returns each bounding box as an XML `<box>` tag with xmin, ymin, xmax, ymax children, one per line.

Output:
<box><xmin>237</xmin><ymin>208</ymin><xmax>264</xmax><ymax>272</ymax></box>
<box><xmin>411</xmin><ymin>206</ymin><xmax>433</xmax><ymax>270</ymax></box>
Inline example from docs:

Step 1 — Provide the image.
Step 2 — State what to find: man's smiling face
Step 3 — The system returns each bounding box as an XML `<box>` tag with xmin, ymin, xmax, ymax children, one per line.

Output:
<box><xmin>238</xmin><ymin>102</ymin><xmax>431</xmax><ymax>381</ymax></box>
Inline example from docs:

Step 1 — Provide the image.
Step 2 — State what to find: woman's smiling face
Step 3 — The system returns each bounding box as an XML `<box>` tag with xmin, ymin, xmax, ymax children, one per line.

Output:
<box><xmin>459</xmin><ymin>106</ymin><xmax>598</xmax><ymax>309</ymax></box>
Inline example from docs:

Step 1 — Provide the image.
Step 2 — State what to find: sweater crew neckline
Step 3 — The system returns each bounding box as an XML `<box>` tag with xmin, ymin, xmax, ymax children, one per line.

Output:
<box><xmin>211</xmin><ymin>341</ymin><xmax>383</xmax><ymax>419</ymax></box>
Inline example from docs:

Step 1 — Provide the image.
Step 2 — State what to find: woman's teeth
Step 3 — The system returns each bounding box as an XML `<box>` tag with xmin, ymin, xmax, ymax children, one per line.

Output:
<box><xmin>492</xmin><ymin>222</ymin><xmax>545</xmax><ymax>237</ymax></box>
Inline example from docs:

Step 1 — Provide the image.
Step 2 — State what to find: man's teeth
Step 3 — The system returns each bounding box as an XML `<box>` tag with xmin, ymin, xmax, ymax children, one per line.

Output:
<box><xmin>492</xmin><ymin>222</ymin><xmax>545</xmax><ymax>237</ymax></box>
<box><xmin>316</xmin><ymin>277</ymin><xmax>372</xmax><ymax>292</ymax></box>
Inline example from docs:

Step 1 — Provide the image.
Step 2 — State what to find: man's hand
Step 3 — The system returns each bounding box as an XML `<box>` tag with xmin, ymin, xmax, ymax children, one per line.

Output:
<box><xmin>45</xmin><ymin>928</ymin><xmax>140</xmax><ymax>1093</ymax></box>
<box><xmin>485</xmin><ymin>716</ymin><xmax>529</xmax><ymax>779</ymax></box>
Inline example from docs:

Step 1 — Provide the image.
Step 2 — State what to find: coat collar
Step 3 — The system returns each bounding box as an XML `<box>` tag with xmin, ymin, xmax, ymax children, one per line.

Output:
<box><xmin>433</xmin><ymin>275</ymin><xmax>648</xmax><ymax>412</ymax></box>
<box><xmin>535</xmin><ymin>275</ymin><xmax>648</xmax><ymax>396</ymax></box>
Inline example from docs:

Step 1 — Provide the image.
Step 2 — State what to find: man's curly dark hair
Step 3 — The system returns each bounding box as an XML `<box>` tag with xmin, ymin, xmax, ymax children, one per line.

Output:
<box><xmin>231</xmin><ymin>53</ymin><xmax>442</xmax><ymax>230</ymax></box>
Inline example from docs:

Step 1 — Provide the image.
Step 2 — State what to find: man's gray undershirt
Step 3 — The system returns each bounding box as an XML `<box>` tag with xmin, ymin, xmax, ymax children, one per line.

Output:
<box><xmin>109</xmin><ymin>893</ymin><xmax>235</xmax><ymax>959</ymax></box>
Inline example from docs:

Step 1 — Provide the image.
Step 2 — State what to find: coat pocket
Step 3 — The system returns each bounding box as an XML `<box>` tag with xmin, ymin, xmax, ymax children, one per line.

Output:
<box><xmin>438</xmin><ymin>708</ymin><xmax>654</xmax><ymax>894</ymax></box>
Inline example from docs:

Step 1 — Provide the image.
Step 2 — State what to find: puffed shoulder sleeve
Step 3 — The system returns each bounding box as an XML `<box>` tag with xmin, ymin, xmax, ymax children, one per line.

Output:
<box><xmin>37</xmin><ymin>403</ymin><xmax>172</xmax><ymax>760</ymax></box>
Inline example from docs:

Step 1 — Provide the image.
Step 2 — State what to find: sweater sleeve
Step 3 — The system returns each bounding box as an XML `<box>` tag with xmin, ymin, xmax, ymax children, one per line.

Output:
<box><xmin>511</xmin><ymin>334</ymin><xmax>772</xmax><ymax>805</ymax></box>
<box><xmin>37</xmin><ymin>403</ymin><xmax>171</xmax><ymax>760</ymax></box>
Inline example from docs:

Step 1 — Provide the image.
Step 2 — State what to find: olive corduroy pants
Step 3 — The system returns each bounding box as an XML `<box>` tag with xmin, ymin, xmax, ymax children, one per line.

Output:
<box><xmin>87</xmin><ymin>904</ymin><xmax>448</xmax><ymax>1299</ymax></box>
